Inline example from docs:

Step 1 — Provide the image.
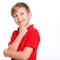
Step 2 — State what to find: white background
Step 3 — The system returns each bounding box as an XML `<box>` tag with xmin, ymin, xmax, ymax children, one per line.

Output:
<box><xmin>0</xmin><ymin>0</ymin><xmax>60</xmax><ymax>60</ymax></box>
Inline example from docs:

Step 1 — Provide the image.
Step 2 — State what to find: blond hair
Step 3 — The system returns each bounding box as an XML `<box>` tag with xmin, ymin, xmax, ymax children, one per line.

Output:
<box><xmin>11</xmin><ymin>2</ymin><xmax>30</xmax><ymax>16</ymax></box>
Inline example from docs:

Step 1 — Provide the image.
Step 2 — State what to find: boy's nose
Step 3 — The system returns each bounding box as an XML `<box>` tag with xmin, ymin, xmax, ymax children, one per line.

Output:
<box><xmin>18</xmin><ymin>16</ymin><xmax>21</xmax><ymax>21</ymax></box>
<box><xmin>18</xmin><ymin>16</ymin><xmax>20</xmax><ymax>19</ymax></box>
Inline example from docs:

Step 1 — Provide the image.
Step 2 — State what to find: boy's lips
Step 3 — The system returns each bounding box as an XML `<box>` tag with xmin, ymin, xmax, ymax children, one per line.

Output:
<box><xmin>18</xmin><ymin>19</ymin><xmax>25</xmax><ymax>23</ymax></box>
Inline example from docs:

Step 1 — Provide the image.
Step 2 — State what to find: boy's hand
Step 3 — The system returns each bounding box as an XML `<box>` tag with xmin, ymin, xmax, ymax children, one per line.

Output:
<box><xmin>3</xmin><ymin>49</ymin><xmax>8</xmax><ymax>57</ymax></box>
<box><xmin>19</xmin><ymin>25</ymin><xmax>28</xmax><ymax>37</ymax></box>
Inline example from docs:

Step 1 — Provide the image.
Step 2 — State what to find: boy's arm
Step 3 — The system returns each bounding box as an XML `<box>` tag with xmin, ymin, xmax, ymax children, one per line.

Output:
<box><xmin>4</xmin><ymin>47</ymin><xmax>33</xmax><ymax>60</ymax></box>
<box><xmin>8</xmin><ymin>34</ymin><xmax>23</xmax><ymax>51</ymax></box>
<box><xmin>8</xmin><ymin>26</ymin><xmax>28</xmax><ymax>51</ymax></box>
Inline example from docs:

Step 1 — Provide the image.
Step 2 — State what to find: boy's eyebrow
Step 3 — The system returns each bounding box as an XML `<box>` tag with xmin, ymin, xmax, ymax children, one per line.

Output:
<box><xmin>13</xmin><ymin>14</ymin><xmax>18</xmax><ymax>17</ymax></box>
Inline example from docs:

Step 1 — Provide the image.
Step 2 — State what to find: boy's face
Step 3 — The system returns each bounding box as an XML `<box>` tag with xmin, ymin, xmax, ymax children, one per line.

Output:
<box><xmin>13</xmin><ymin>7</ymin><xmax>31</xmax><ymax>27</ymax></box>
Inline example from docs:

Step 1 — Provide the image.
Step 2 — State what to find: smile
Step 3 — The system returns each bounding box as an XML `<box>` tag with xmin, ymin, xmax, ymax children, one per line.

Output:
<box><xmin>18</xmin><ymin>20</ymin><xmax>25</xmax><ymax>23</ymax></box>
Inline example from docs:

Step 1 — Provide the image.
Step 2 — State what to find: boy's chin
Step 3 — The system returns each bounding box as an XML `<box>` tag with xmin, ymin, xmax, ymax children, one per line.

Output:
<box><xmin>18</xmin><ymin>24</ymin><xmax>25</xmax><ymax>27</ymax></box>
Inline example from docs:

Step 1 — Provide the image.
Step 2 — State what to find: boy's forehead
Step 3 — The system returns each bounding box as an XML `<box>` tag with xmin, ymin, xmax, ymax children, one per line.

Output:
<box><xmin>13</xmin><ymin>7</ymin><xmax>28</xmax><ymax>16</ymax></box>
<box><xmin>16</xmin><ymin>7</ymin><xmax>27</xmax><ymax>12</ymax></box>
<box><xmin>11</xmin><ymin>5</ymin><xmax>30</xmax><ymax>16</ymax></box>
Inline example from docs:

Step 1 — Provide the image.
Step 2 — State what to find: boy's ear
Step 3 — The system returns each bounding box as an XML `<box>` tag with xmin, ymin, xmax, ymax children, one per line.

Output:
<box><xmin>28</xmin><ymin>12</ymin><xmax>32</xmax><ymax>18</ymax></box>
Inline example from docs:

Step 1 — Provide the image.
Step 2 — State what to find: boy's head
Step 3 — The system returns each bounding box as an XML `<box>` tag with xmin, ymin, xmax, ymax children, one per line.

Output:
<box><xmin>11</xmin><ymin>2</ymin><xmax>32</xmax><ymax>26</ymax></box>
<box><xmin>11</xmin><ymin>2</ymin><xmax>30</xmax><ymax>17</ymax></box>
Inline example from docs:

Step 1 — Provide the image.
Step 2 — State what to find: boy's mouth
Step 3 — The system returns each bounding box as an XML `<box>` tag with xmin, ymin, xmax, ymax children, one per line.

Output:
<box><xmin>18</xmin><ymin>19</ymin><xmax>25</xmax><ymax>24</ymax></box>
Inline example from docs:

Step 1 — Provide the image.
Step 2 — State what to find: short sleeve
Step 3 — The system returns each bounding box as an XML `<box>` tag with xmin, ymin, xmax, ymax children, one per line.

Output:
<box><xmin>8</xmin><ymin>31</ymin><xmax>18</xmax><ymax>46</ymax></box>
<box><xmin>25</xmin><ymin>29</ymin><xmax>40</xmax><ymax>50</ymax></box>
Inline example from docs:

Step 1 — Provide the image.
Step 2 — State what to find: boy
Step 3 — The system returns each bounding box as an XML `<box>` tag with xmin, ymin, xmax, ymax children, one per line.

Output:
<box><xmin>3</xmin><ymin>2</ymin><xmax>40</xmax><ymax>60</ymax></box>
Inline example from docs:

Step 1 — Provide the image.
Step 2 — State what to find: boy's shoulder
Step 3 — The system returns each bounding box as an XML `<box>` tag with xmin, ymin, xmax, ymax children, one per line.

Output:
<box><xmin>28</xmin><ymin>24</ymin><xmax>39</xmax><ymax>34</ymax></box>
<box><xmin>12</xmin><ymin>28</ymin><xmax>19</xmax><ymax>35</ymax></box>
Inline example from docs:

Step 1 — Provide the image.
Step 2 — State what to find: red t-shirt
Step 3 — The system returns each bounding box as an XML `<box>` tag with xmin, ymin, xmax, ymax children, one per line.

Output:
<box><xmin>8</xmin><ymin>25</ymin><xmax>40</xmax><ymax>60</ymax></box>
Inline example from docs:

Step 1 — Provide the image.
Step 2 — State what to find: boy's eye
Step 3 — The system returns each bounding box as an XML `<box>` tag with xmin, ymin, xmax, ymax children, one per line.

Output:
<box><xmin>13</xmin><ymin>15</ymin><xmax>18</xmax><ymax>18</ymax></box>
<box><xmin>21</xmin><ymin>13</ymin><xmax>24</xmax><ymax>15</ymax></box>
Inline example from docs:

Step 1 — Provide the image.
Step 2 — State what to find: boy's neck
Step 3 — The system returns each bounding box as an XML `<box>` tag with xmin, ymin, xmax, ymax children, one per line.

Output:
<box><xmin>25</xmin><ymin>23</ymin><xmax>30</xmax><ymax>29</ymax></box>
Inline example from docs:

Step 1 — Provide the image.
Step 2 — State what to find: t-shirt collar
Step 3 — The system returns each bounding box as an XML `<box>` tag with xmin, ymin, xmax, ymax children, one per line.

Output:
<box><xmin>18</xmin><ymin>24</ymin><xmax>33</xmax><ymax>31</ymax></box>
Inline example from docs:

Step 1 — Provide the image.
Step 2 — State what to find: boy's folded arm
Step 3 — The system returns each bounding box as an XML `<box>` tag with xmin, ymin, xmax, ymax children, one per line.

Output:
<box><xmin>8</xmin><ymin>34</ymin><xmax>23</xmax><ymax>51</ymax></box>
<box><xmin>4</xmin><ymin>47</ymin><xmax>33</xmax><ymax>60</ymax></box>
